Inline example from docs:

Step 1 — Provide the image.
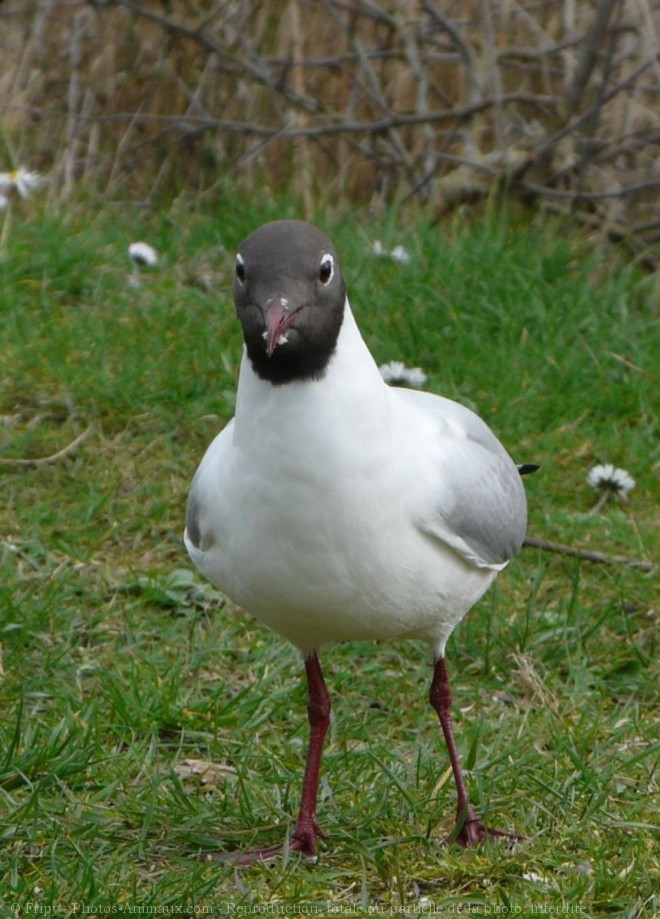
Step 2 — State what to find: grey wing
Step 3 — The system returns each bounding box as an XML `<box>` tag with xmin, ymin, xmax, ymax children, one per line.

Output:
<box><xmin>398</xmin><ymin>389</ymin><xmax>528</xmax><ymax>571</ymax></box>
<box><xmin>184</xmin><ymin>419</ymin><xmax>235</xmax><ymax>555</ymax></box>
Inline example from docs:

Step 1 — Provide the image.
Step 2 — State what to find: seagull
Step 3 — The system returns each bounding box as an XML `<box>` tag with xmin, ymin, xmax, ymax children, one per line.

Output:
<box><xmin>184</xmin><ymin>219</ymin><xmax>531</xmax><ymax>865</ymax></box>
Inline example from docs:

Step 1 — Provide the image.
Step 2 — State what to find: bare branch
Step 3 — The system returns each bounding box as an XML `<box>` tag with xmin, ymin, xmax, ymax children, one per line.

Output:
<box><xmin>2</xmin><ymin>0</ymin><xmax>658</xmax><ymax>254</ymax></box>
<box><xmin>523</xmin><ymin>536</ymin><xmax>656</xmax><ymax>573</ymax></box>
<box><xmin>77</xmin><ymin>93</ymin><xmax>559</xmax><ymax>138</ymax></box>
<box><xmin>538</xmin><ymin>53</ymin><xmax>659</xmax><ymax>159</ymax></box>
<box><xmin>563</xmin><ymin>0</ymin><xmax>622</xmax><ymax>114</ymax></box>
<box><xmin>520</xmin><ymin>178</ymin><xmax>660</xmax><ymax>201</ymax></box>
<box><xmin>108</xmin><ymin>0</ymin><xmax>321</xmax><ymax>114</ymax></box>
<box><xmin>0</xmin><ymin>425</ymin><xmax>95</xmax><ymax>470</ymax></box>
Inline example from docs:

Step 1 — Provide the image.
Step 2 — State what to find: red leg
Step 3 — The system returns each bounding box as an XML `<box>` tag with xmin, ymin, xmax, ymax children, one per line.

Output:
<box><xmin>430</xmin><ymin>656</ymin><xmax>518</xmax><ymax>847</ymax></box>
<box><xmin>210</xmin><ymin>652</ymin><xmax>330</xmax><ymax>865</ymax></box>
<box><xmin>287</xmin><ymin>652</ymin><xmax>330</xmax><ymax>853</ymax></box>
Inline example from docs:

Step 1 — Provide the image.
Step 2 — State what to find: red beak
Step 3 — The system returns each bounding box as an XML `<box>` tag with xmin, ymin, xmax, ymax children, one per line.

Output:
<box><xmin>265</xmin><ymin>297</ymin><xmax>301</xmax><ymax>357</ymax></box>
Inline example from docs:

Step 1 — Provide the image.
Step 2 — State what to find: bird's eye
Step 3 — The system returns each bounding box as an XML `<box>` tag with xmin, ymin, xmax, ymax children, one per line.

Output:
<box><xmin>235</xmin><ymin>253</ymin><xmax>245</xmax><ymax>284</ymax></box>
<box><xmin>319</xmin><ymin>254</ymin><xmax>334</xmax><ymax>286</ymax></box>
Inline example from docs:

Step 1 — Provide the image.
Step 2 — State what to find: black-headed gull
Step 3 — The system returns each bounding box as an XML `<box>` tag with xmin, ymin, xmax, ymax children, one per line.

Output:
<box><xmin>184</xmin><ymin>220</ymin><xmax>530</xmax><ymax>864</ymax></box>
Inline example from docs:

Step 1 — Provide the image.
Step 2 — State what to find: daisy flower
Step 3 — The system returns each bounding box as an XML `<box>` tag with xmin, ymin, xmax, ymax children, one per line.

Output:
<box><xmin>128</xmin><ymin>241</ymin><xmax>159</xmax><ymax>267</ymax></box>
<box><xmin>586</xmin><ymin>463</ymin><xmax>636</xmax><ymax>512</ymax></box>
<box><xmin>379</xmin><ymin>360</ymin><xmax>427</xmax><ymax>388</ymax></box>
<box><xmin>128</xmin><ymin>241</ymin><xmax>159</xmax><ymax>288</ymax></box>
<box><xmin>0</xmin><ymin>168</ymin><xmax>45</xmax><ymax>199</ymax></box>
<box><xmin>370</xmin><ymin>240</ymin><xmax>411</xmax><ymax>264</ymax></box>
<box><xmin>390</xmin><ymin>244</ymin><xmax>411</xmax><ymax>265</ymax></box>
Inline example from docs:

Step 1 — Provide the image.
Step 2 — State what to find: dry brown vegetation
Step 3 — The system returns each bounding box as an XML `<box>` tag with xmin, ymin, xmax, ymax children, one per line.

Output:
<box><xmin>1</xmin><ymin>0</ymin><xmax>659</xmax><ymax>264</ymax></box>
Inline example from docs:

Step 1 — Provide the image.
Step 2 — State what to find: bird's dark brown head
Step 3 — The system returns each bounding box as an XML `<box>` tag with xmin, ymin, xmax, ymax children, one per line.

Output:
<box><xmin>234</xmin><ymin>220</ymin><xmax>347</xmax><ymax>385</ymax></box>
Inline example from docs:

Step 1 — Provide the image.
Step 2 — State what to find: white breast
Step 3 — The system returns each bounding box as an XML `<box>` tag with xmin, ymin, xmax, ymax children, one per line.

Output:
<box><xmin>185</xmin><ymin>302</ymin><xmax>498</xmax><ymax>655</ymax></box>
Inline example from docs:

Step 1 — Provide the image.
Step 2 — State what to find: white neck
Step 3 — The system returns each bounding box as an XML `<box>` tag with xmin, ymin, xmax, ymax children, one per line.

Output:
<box><xmin>233</xmin><ymin>298</ymin><xmax>390</xmax><ymax>449</ymax></box>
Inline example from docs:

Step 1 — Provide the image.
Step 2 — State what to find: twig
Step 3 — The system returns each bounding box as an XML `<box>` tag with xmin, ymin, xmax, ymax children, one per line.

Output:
<box><xmin>321</xmin><ymin>0</ymin><xmax>415</xmax><ymax>179</ymax></box>
<box><xmin>563</xmin><ymin>0</ymin><xmax>621</xmax><ymax>114</ymax></box>
<box><xmin>423</xmin><ymin>2</ymin><xmax>482</xmax><ymax>109</ymax></box>
<box><xmin>110</xmin><ymin>0</ymin><xmax>320</xmax><ymax>113</ymax></box>
<box><xmin>607</xmin><ymin>352</ymin><xmax>660</xmax><ymax>384</ymax></box>
<box><xmin>0</xmin><ymin>425</ymin><xmax>94</xmax><ymax>470</ymax></box>
<box><xmin>80</xmin><ymin>93</ymin><xmax>560</xmax><ymax>137</ymax></box>
<box><xmin>481</xmin><ymin>0</ymin><xmax>505</xmax><ymax>150</ymax></box>
<box><xmin>523</xmin><ymin>535</ymin><xmax>655</xmax><ymax>572</ymax></box>
<box><xmin>537</xmin><ymin>52</ymin><xmax>658</xmax><ymax>159</ymax></box>
<box><xmin>520</xmin><ymin>178</ymin><xmax>660</xmax><ymax>201</ymax></box>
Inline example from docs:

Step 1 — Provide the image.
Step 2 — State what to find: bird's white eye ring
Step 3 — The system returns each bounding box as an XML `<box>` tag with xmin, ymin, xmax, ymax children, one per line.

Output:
<box><xmin>235</xmin><ymin>253</ymin><xmax>246</xmax><ymax>284</ymax></box>
<box><xmin>319</xmin><ymin>254</ymin><xmax>334</xmax><ymax>286</ymax></box>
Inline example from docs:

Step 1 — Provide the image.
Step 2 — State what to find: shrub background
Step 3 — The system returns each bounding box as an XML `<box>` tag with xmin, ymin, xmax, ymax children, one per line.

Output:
<box><xmin>1</xmin><ymin>0</ymin><xmax>659</xmax><ymax>265</ymax></box>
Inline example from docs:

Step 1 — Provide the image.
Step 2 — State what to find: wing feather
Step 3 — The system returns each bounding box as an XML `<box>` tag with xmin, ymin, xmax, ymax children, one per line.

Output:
<box><xmin>396</xmin><ymin>389</ymin><xmax>527</xmax><ymax>571</ymax></box>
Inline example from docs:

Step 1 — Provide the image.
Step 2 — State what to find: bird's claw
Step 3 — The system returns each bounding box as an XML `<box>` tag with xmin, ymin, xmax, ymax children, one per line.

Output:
<box><xmin>202</xmin><ymin>819</ymin><xmax>326</xmax><ymax>866</ymax></box>
<box><xmin>447</xmin><ymin>808</ymin><xmax>522</xmax><ymax>849</ymax></box>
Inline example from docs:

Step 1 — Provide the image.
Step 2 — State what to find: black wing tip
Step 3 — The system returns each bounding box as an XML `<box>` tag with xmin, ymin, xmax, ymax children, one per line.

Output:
<box><xmin>518</xmin><ymin>463</ymin><xmax>540</xmax><ymax>476</ymax></box>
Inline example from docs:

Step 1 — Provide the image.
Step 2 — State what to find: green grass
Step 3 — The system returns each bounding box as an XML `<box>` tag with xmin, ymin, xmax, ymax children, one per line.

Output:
<box><xmin>0</xmin><ymin>194</ymin><xmax>657</xmax><ymax>916</ymax></box>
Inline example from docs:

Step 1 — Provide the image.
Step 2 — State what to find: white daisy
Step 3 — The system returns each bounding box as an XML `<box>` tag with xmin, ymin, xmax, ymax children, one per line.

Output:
<box><xmin>370</xmin><ymin>240</ymin><xmax>411</xmax><ymax>264</ymax></box>
<box><xmin>128</xmin><ymin>241</ymin><xmax>159</xmax><ymax>266</ymax></box>
<box><xmin>587</xmin><ymin>464</ymin><xmax>636</xmax><ymax>499</ymax></box>
<box><xmin>522</xmin><ymin>871</ymin><xmax>552</xmax><ymax>886</ymax></box>
<box><xmin>390</xmin><ymin>244</ymin><xmax>411</xmax><ymax>265</ymax></box>
<box><xmin>379</xmin><ymin>360</ymin><xmax>427</xmax><ymax>388</ymax></box>
<box><xmin>587</xmin><ymin>463</ymin><xmax>636</xmax><ymax>513</ymax></box>
<box><xmin>0</xmin><ymin>168</ymin><xmax>45</xmax><ymax>199</ymax></box>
